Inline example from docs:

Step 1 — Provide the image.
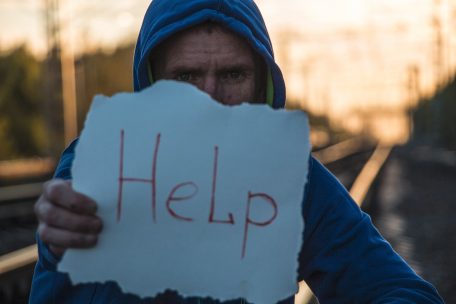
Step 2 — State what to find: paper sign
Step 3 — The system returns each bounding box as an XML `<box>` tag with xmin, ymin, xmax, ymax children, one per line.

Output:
<box><xmin>59</xmin><ymin>80</ymin><xmax>310</xmax><ymax>304</ymax></box>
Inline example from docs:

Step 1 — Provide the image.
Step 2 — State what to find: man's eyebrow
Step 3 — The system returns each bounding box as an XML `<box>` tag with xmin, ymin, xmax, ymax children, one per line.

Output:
<box><xmin>219</xmin><ymin>63</ymin><xmax>255</xmax><ymax>72</ymax></box>
<box><xmin>168</xmin><ymin>63</ymin><xmax>255</xmax><ymax>75</ymax></box>
<box><xmin>168</xmin><ymin>65</ymin><xmax>204</xmax><ymax>74</ymax></box>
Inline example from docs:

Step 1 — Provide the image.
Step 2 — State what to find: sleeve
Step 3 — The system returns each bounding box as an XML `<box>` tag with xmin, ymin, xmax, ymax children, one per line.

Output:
<box><xmin>29</xmin><ymin>139</ymin><xmax>98</xmax><ymax>304</ymax></box>
<box><xmin>297</xmin><ymin>157</ymin><xmax>444</xmax><ymax>304</ymax></box>
<box><xmin>35</xmin><ymin>138</ymin><xmax>79</xmax><ymax>271</ymax></box>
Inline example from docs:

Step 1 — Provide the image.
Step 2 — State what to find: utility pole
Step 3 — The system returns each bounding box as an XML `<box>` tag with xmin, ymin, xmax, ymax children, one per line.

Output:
<box><xmin>406</xmin><ymin>64</ymin><xmax>420</xmax><ymax>137</ymax></box>
<box><xmin>301</xmin><ymin>63</ymin><xmax>310</xmax><ymax>110</ymax></box>
<box><xmin>432</xmin><ymin>0</ymin><xmax>445</xmax><ymax>88</ymax></box>
<box><xmin>277</xmin><ymin>29</ymin><xmax>295</xmax><ymax>87</ymax></box>
<box><xmin>59</xmin><ymin>0</ymin><xmax>78</xmax><ymax>145</ymax></box>
<box><xmin>43</xmin><ymin>0</ymin><xmax>63</xmax><ymax>156</ymax></box>
<box><xmin>407</xmin><ymin>65</ymin><xmax>421</xmax><ymax>106</ymax></box>
<box><xmin>44</xmin><ymin>0</ymin><xmax>60</xmax><ymax>54</ymax></box>
<box><xmin>43</xmin><ymin>0</ymin><xmax>78</xmax><ymax>151</ymax></box>
<box><xmin>448</xmin><ymin>0</ymin><xmax>456</xmax><ymax>81</ymax></box>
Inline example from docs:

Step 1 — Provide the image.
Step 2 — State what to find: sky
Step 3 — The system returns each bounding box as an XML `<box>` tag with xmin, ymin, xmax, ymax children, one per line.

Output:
<box><xmin>0</xmin><ymin>0</ymin><xmax>150</xmax><ymax>55</ymax></box>
<box><xmin>1</xmin><ymin>0</ymin><xmax>443</xmax><ymax>55</ymax></box>
<box><xmin>1</xmin><ymin>0</ymin><xmax>455</xmax><ymax>143</ymax></box>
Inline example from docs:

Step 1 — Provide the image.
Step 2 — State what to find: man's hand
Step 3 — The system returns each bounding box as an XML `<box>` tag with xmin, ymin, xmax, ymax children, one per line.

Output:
<box><xmin>34</xmin><ymin>179</ymin><xmax>103</xmax><ymax>257</ymax></box>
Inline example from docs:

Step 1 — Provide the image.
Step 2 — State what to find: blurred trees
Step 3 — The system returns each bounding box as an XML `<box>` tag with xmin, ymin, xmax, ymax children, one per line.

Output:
<box><xmin>0</xmin><ymin>44</ymin><xmax>134</xmax><ymax>161</ymax></box>
<box><xmin>413</xmin><ymin>76</ymin><xmax>456</xmax><ymax>149</ymax></box>
<box><xmin>75</xmin><ymin>44</ymin><xmax>134</xmax><ymax>128</ymax></box>
<box><xmin>0</xmin><ymin>47</ymin><xmax>48</xmax><ymax>160</ymax></box>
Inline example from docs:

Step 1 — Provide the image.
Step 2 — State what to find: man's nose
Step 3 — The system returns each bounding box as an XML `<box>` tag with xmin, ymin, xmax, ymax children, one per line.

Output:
<box><xmin>200</xmin><ymin>76</ymin><xmax>221</xmax><ymax>103</ymax></box>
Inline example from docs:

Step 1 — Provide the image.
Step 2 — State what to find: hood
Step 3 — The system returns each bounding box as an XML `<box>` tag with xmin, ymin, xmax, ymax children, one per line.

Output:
<box><xmin>133</xmin><ymin>0</ymin><xmax>286</xmax><ymax>109</ymax></box>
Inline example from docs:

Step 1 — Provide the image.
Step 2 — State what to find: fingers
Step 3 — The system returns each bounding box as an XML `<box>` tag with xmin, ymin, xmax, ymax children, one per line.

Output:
<box><xmin>35</xmin><ymin>179</ymin><xmax>103</xmax><ymax>257</ymax></box>
<box><xmin>38</xmin><ymin>223</ymin><xmax>99</xmax><ymax>250</ymax></box>
<box><xmin>48</xmin><ymin>245</ymin><xmax>65</xmax><ymax>257</ymax></box>
<box><xmin>43</xmin><ymin>180</ymin><xmax>97</xmax><ymax>215</ymax></box>
<box><xmin>35</xmin><ymin>198</ymin><xmax>102</xmax><ymax>234</ymax></box>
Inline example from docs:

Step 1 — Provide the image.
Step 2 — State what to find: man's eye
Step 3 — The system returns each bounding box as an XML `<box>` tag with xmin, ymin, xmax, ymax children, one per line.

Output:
<box><xmin>176</xmin><ymin>72</ymin><xmax>193</xmax><ymax>82</ymax></box>
<box><xmin>224</xmin><ymin>71</ymin><xmax>243</xmax><ymax>80</ymax></box>
<box><xmin>229</xmin><ymin>71</ymin><xmax>241</xmax><ymax>79</ymax></box>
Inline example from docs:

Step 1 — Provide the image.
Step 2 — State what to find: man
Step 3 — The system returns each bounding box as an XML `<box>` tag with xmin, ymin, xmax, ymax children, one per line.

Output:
<box><xmin>30</xmin><ymin>0</ymin><xmax>443</xmax><ymax>303</ymax></box>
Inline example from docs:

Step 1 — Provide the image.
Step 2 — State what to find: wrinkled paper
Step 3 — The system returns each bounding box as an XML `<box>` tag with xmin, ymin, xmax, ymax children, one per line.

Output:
<box><xmin>59</xmin><ymin>80</ymin><xmax>310</xmax><ymax>304</ymax></box>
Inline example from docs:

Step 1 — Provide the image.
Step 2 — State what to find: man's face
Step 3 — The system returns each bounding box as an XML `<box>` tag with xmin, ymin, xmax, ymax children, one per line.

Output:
<box><xmin>151</xmin><ymin>23</ymin><xmax>265</xmax><ymax>105</ymax></box>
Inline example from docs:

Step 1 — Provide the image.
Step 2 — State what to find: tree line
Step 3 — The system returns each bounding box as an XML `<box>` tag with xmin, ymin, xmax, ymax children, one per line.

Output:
<box><xmin>413</xmin><ymin>76</ymin><xmax>456</xmax><ymax>150</ymax></box>
<box><xmin>0</xmin><ymin>44</ymin><xmax>135</xmax><ymax>160</ymax></box>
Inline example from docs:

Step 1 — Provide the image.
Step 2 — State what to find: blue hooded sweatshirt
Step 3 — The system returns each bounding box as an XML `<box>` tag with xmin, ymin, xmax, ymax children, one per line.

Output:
<box><xmin>30</xmin><ymin>0</ymin><xmax>444</xmax><ymax>303</ymax></box>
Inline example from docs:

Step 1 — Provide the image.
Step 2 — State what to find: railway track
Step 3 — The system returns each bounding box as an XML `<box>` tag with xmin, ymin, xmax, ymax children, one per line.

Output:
<box><xmin>295</xmin><ymin>139</ymin><xmax>392</xmax><ymax>304</ymax></box>
<box><xmin>0</xmin><ymin>183</ymin><xmax>41</xmax><ymax>303</ymax></box>
<box><xmin>0</xmin><ymin>159</ymin><xmax>52</xmax><ymax>303</ymax></box>
<box><xmin>0</xmin><ymin>138</ymin><xmax>387</xmax><ymax>304</ymax></box>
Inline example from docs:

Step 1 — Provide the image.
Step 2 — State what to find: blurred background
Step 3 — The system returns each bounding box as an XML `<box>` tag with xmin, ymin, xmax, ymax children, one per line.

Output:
<box><xmin>0</xmin><ymin>0</ymin><xmax>455</xmax><ymax>303</ymax></box>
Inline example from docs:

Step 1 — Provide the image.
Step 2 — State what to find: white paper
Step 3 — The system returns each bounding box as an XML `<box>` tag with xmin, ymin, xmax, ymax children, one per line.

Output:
<box><xmin>59</xmin><ymin>80</ymin><xmax>311</xmax><ymax>304</ymax></box>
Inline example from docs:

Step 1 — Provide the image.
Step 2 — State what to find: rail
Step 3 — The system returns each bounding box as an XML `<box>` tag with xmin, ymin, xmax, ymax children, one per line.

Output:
<box><xmin>0</xmin><ymin>183</ymin><xmax>44</xmax><ymax>202</ymax></box>
<box><xmin>0</xmin><ymin>183</ymin><xmax>41</xmax><ymax>287</ymax></box>
<box><xmin>349</xmin><ymin>145</ymin><xmax>392</xmax><ymax>205</ymax></box>
<box><xmin>0</xmin><ymin>157</ymin><xmax>55</xmax><ymax>179</ymax></box>
<box><xmin>0</xmin><ymin>182</ymin><xmax>43</xmax><ymax>221</ymax></box>
<box><xmin>0</xmin><ymin>245</ymin><xmax>37</xmax><ymax>276</ymax></box>
<box><xmin>313</xmin><ymin>136</ymin><xmax>371</xmax><ymax>165</ymax></box>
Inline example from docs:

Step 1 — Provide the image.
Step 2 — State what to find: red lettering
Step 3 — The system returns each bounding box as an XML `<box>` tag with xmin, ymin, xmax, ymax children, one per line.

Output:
<box><xmin>117</xmin><ymin>129</ymin><xmax>161</xmax><ymax>222</ymax></box>
<box><xmin>117</xmin><ymin>129</ymin><xmax>125</xmax><ymax>222</ymax></box>
<box><xmin>117</xmin><ymin>131</ymin><xmax>279</xmax><ymax>259</ymax></box>
<box><xmin>241</xmin><ymin>191</ymin><xmax>278</xmax><ymax>259</ymax></box>
<box><xmin>208</xmin><ymin>146</ymin><xmax>235</xmax><ymax>224</ymax></box>
<box><xmin>166</xmin><ymin>182</ymin><xmax>198</xmax><ymax>222</ymax></box>
<box><xmin>151</xmin><ymin>132</ymin><xmax>161</xmax><ymax>222</ymax></box>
